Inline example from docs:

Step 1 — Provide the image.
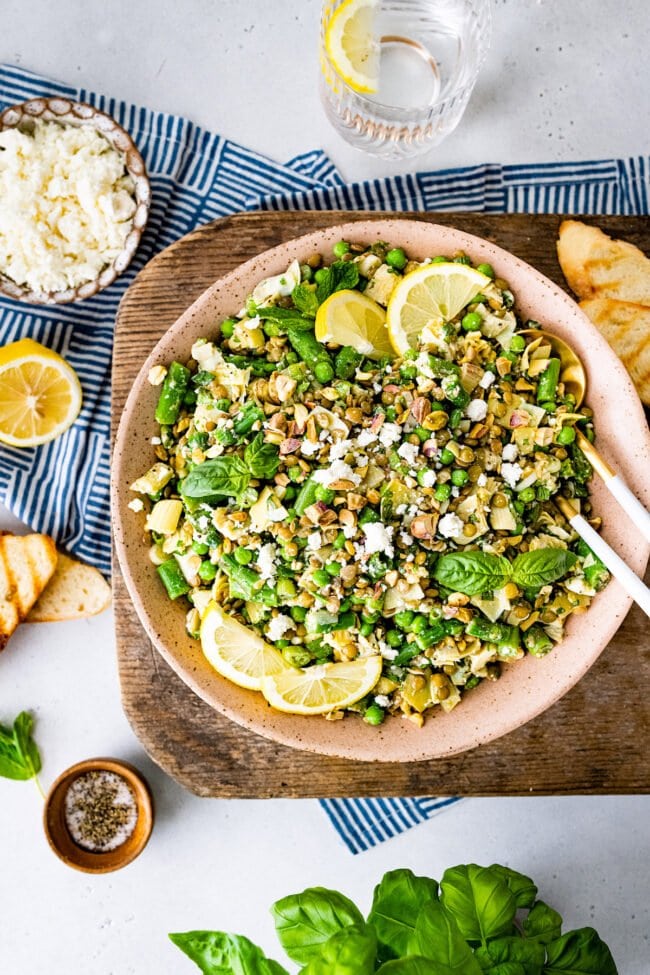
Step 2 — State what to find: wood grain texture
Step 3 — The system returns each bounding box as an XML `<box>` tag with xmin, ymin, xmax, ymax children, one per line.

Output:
<box><xmin>111</xmin><ymin>211</ymin><xmax>650</xmax><ymax>798</ymax></box>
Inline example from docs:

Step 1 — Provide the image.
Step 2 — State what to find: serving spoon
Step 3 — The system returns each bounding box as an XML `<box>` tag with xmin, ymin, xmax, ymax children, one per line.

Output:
<box><xmin>520</xmin><ymin>328</ymin><xmax>650</xmax><ymax>618</ymax></box>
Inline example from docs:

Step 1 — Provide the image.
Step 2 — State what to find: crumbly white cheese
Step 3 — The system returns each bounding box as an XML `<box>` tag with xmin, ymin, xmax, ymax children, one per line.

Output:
<box><xmin>0</xmin><ymin>120</ymin><xmax>136</xmax><ymax>292</ymax></box>
<box><xmin>328</xmin><ymin>438</ymin><xmax>354</xmax><ymax>461</ymax></box>
<box><xmin>502</xmin><ymin>443</ymin><xmax>519</xmax><ymax>462</ymax></box>
<box><xmin>477</xmin><ymin>473</ymin><xmax>488</xmax><ymax>487</ymax></box>
<box><xmin>266</xmin><ymin>614</ymin><xmax>294</xmax><ymax>642</ymax></box>
<box><xmin>466</xmin><ymin>399</ymin><xmax>488</xmax><ymax>422</ymax></box>
<box><xmin>377</xmin><ymin>422</ymin><xmax>402</xmax><ymax>448</ymax></box>
<box><xmin>312</xmin><ymin>460</ymin><xmax>361</xmax><ymax>487</ymax></box>
<box><xmin>397</xmin><ymin>441</ymin><xmax>419</xmax><ymax>465</ymax></box>
<box><xmin>300</xmin><ymin>440</ymin><xmax>322</xmax><ymax>457</ymax></box>
<box><xmin>257</xmin><ymin>543</ymin><xmax>277</xmax><ymax>582</ymax></box>
<box><xmin>438</xmin><ymin>513</ymin><xmax>464</xmax><ymax>538</ymax></box>
<box><xmin>418</xmin><ymin>469</ymin><xmax>436</xmax><ymax>488</ymax></box>
<box><xmin>501</xmin><ymin>462</ymin><xmax>523</xmax><ymax>488</ymax></box>
<box><xmin>479</xmin><ymin>370</ymin><xmax>496</xmax><ymax>389</ymax></box>
<box><xmin>356</xmin><ymin>428</ymin><xmax>378</xmax><ymax>448</ymax></box>
<box><xmin>374</xmin><ymin>694</ymin><xmax>392</xmax><ymax>708</ymax></box>
<box><xmin>362</xmin><ymin>522</ymin><xmax>394</xmax><ymax>557</ymax></box>
<box><xmin>307</xmin><ymin>531</ymin><xmax>322</xmax><ymax>550</ymax></box>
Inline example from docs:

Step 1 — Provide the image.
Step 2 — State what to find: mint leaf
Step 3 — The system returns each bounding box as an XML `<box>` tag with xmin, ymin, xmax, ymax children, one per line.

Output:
<box><xmin>315</xmin><ymin>261</ymin><xmax>360</xmax><ymax>304</ymax></box>
<box><xmin>169</xmin><ymin>931</ymin><xmax>288</xmax><ymax>975</ymax></box>
<box><xmin>271</xmin><ymin>888</ymin><xmax>364</xmax><ymax>966</ymax></box>
<box><xmin>433</xmin><ymin>552</ymin><xmax>512</xmax><ymax>596</ymax></box>
<box><xmin>292</xmin><ymin>284</ymin><xmax>319</xmax><ymax>317</ymax></box>
<box><xmin>510</xmin><ymin>549</ymin><xmax>577</xmax><ymax>589</ymax></box>
<box><xmin>0</xmin><ymin>711</ymin><xmax>41</xmax><ymax>781</ymax></box>
<box><xmin>440</xmin><ymin>865</ymin><xmax>517</xmax><ymax>944</ymax></box>
<box><xmin>368</xmin><ymin>868</ymin><xmax>439</xmax><ymax>960</ymax></box>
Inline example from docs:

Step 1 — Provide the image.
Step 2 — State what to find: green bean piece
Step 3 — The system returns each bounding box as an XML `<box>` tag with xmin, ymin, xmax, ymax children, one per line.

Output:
<box><xmin>393</xmin><ymin>646</ymin><xmax>420</xmax><ymax>666</ymax></box>
<box><xmin>290</xmin><ymin>606</ymin><xmax>308</xmax><ymax>622</ymax></box>
<box><xmin>335</xmin><ymin>345</ymin><xmax>363</xmax><ymax>380</ymax></box>
<box><xmin>333</xmin><ymin>611</ymin><xmax>356</xmax><ymax>631</ymax></box>
<box><xmin>282</xmin><ymin>646</ymin><xmax>312</xmax><ymax>668</ymax></box>
<box><xmin>157</xmin><ymin>559</ymin><xmax>191</xmax><ymax>600</ymax></box>
<box><xmin>294</xmin><ymin>474</ymin><xmax>319</xmax><ymax>516</ymax></box>
<box><xmin>571</xmin><ymin>442</ymin><xmax>593</xmax><ymax>483</ymax></box>
<box><xmin>286</xmin><ymin>324</ymin><xmax>335</xmax><ymax>383</ymax></box>
<box><xmin>523</xmin><ymin>625</ymin><xmax>554</xmax><ymax>657</ymax></box>
<box><xmin>536</xmin><ymin>357</ymin><xmax>561</xmax><ymax>403</ymax></box>
<box><xmin>466</xmin><ymin>617</ymin><xmax>520</xmax><ymax>646</ymax></box>
<box><xmin>154</xmin><ymin>361</ymin><xmax>191</xmax><ymax>425</ymax></box>
<box><xmin>441</xmin><ymin>374</ymin><xmax>470</xmax><ymax>408</ymax></box>
<box><xmin>576</xmin><ymin>540</ymin><xmax>609</xmax><ymax>590</ymax></box>
<box><xmin>394</xmin><ymin>610</ymin><xmax>415</xmax><ymax>630</ymax></box>
<box><xmin>414</xmin><ymin>621</ymin><xmax>447</xmax><ymax>650</ymax></box>
<box><xmin>221</xmin><ymin>554</ymin><xmax>278</xmax><ymax>606</ymax></box>
<box><xmin>233</xmin><ymin>404</ymin><xmax>264</xmax><ymax>437</ymax></box>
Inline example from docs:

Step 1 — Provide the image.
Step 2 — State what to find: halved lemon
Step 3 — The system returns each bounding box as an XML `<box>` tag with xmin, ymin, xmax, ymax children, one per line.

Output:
<box><xmin>315</xmin><ymin>289</ymin><xmax>393</xmax><ymax>358</ymax></box>
<box><xmin>0</xmin><ymin>338</ymin><xmax>82</xmax><ymax>447</ymax></box>
<box><xmin>386</xmin><ymin>263</ymin><xmax>492</xmax><ymax>355</ymax></box>
<box><xmin>200</xmin><ymin>602</ymin><xmax>287</xmax><ymax>691</ymax></box>
<box><xmin>261</xmin><ymin>655</ymin><xmax>383</xmax><ymax>716</ymax></box>
<box><xmin>324</xmin><ymin>0</ymin><xmax>380</xmax><ymax>95</ymax></box>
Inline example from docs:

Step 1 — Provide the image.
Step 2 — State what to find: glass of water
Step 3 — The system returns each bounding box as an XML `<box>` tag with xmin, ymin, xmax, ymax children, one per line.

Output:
<box><xmin>319</xmin><ymin>0</ymin><xmax>491</xmax><ymax>160</ymax></box>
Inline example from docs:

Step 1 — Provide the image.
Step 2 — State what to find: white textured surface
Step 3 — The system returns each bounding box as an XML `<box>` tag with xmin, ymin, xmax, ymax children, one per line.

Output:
<box><xmin>1</xmin><ymin>1</ymin><xmax>650</xmax><ymax>972</ymax></box>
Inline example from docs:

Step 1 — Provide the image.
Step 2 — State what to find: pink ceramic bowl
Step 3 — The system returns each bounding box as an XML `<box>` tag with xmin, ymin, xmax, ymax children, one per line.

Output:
<box><xmin>111</xmin><ymin>219</ymin><xmax>650</xmax><ymax>763</ymax></box>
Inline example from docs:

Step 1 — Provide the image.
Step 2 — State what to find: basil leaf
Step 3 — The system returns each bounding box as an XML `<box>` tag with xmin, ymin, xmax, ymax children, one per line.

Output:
<box><xmin>244</xmin><ymin>433</ymin><xmax>280</xmax><ymax>480</ymax></box>
<box><xmin>302</xmin><ymin>924</ymin><xmax>376</xmax><ymax>975</ymax></box>
<box><xmin>543</xmin><ymin>928</ymin><xmax>618</xmax><ymax>975</ymax></box>
<box><xmin>440</xmin><ymin>865</ymin><xmax>517</xmax><ymax>944</ymax></box>
<box><xmin>169</xmin><ymin>931</ymin><xmax>288</xmax><ymax>975</ymax></box>
<box><xmin>315</xmin><ymin>261</ymin><xmax>360</xmax><ymax>304</ymax></box>
<box><xmin>474</xmin><ymin>936</ymin><xmax>545</xmax><ymax>975</ymax></box>
<box><xmin>292</xmin><ymin>284</ymin><xmax>319</xmax><ymax>318</ymax></box>
<box><xmin>0</xmin><ymin>712</ymin><xmax>41</xmax><ymax>781</ymax></box>
<box><xmin>433</xmin><ymin>553</ymin><xmax>512</xmax><ymax>597</ymax></box>
<box><xmin>368</xmin><ymin>868</ymin><xmax>439</xmax><ymax>960</ymax></box>
<box><xmin>408</xmin><ymin>900</ymin><xmax>482</xmax><ymax>974</ymax></box>
<box><xmin>523</xmin><ymin>902</ymin><xmax>562</xmax><ymax>945</ymax></box>
<box><xmin>488</xmin><ymin>865</ymin><xmax>538</xmax><ymax>910</ymax></box>
<box><xmin>377</xmin><ymin>959</ymin><xmax>442</xmax><ymax>974</ymax></box>
<box><xmin>475</xmin><ymin>966</ymin><xmax>526</xmax><ymax>975</ymax></box>
<box><xmin>181</xmin><ymin>456</ymin><xmax>251</xmax><ymax>502</ymax></box>
<box><xmin>271</xmin><ymin>887</ymin><xmax>364</xmax><ymax>966</ymax></box>
<box><xmin>510</xmin><ymin>549</ymin><xmax>577</xmax><ymax>589</ymax></box>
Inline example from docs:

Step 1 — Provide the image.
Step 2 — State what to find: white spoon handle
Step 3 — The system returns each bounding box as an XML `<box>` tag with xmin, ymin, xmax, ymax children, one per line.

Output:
<box><xmin>606</xmin><ymin>475</ymin><xmax>650</xmax><ymax>545</ymax></box>
<box><xmin>568</xmin><ymin>511</ymin><xmax>650</xmax><ymax>619</ymax></box>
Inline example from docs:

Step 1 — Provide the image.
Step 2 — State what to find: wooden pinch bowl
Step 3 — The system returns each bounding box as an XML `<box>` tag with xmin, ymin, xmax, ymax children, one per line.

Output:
<box><xmin>43</xmin><ymin>758</ymin><xmax>154</xmax><ymax>873</ymax></box>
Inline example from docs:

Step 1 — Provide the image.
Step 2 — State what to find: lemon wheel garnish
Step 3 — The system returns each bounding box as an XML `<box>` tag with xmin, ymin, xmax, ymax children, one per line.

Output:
<box><xmin>0</xmin><ymin>338</ymin><xmax>82</xmax><ymax>447</ymax></box>
<box><xmin>386</xmin><ymin>263</ymin><xmax>492</xmax><ymax>355</ymax></box>
<box><xmin>315</xmin><ymin>288</ymin><xmax>393</xmax><ymax>358</ymax></box>
<box><xmin>324</xmin><ymin>0</ymin><xmax>380</xmax><ymax>95</ymax></box>
<box><xmin>261</xmin><ymin>655</ymin><xmax>383</xmax><ymax>716</ymax></box>
<box><xmin>200</xmin><ymin>602</ymin><xmax>287</xmax><ymax>691</ymax></box>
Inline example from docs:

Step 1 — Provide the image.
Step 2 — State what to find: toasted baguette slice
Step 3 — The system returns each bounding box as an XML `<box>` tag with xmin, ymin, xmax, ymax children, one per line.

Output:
<box><xmin>580</xmin><ymin>297</ymin><xmax>650</xmax><ymax>406</ymax></box>
<box><xmin>0</xmin><ymin>533</ymin><xmax>58</xmax><ymax>649</ymax></box>
<box><xmin>27</xmin><ymin>553</ymin><xmax>111</xmax><ymax>623</ymax></box>
<box><xmin>558</xmin><ymin>220</ymin><xmax>650</xmax><ymax>305</ymax></box>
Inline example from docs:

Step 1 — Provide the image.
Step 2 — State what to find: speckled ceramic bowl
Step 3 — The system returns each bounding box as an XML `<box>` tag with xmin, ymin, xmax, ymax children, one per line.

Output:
<box><xmin>0</xmin><ymin>98</ymin><xmax>150</xmax><ymax>304</ymax></box>
<box><xmin>112</xmin><ymin>219</ymin><xmax>650</xmax><ymax>762</ymax></box>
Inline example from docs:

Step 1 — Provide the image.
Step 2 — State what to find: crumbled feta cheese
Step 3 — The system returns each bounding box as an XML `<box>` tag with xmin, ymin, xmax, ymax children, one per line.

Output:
<box><xmin>502</xmin><ymin>443</ymin><xmax>519</xmax><ymax>462</ymax></box>
<box><xmin>356</xmin><ymin>428</ymin><xmax>378</xmax><ymax>448</ymax></box>
<box><xmin>395</xmin><ymin>504</ymin><xmax>408</xmax><ymax>516</ymax></box>
<box><xmin>374</xmin><ymin>694</ymin><xmax>392</xmax><ymax>707</ymax></box>
<box><xmin>307</xmin><ymin>531</ymin><xmax>322</xmax><ymax>550</ymax></box>
<box><xmin>301</xmin><ymin>440</ymin><xmax>321</xmax><ymax>457</ymax></box>
<box><xmin>267</xmin><ymin>505</ymin><xmax>289</xmax><ymax>523</ymax></box>
<box><xmin>361</xmin><ymin>522</ymin><xmax>395</xmax><ymax>557</ymax></box>
<box><xmin>313</xmin><ymin>461</ymin><xmax>362</xmax><ymax>487</ymax></box>
<box><xmin>267</xmin><ymin>614</ymin><xmax>295</xmax><ymax>642</ymax></box>
<box><xmin>400</xmin><ymin>531</ymin><xmax>414</xmax><ymax>545</ymax></box>
<box><xmin>257</xmin><ymin>543</ymin><xmax>277</xmax><ymax>582</ymax></box>
<box><xmin>479</xmin><ymin>370</ymin><xmax>496</xmax><ymax>389</ymax></box>
<box><xmin>244</xmin><ymin>315</ymin><xmax>261</xmax><ymax>330</ymax></box>
<box><xmin>150</xmin><ymin>436</ymin><xmax>162</xmax><ymax>445</ymax></box>
<box><xmin>378</xmin><ymin>641</ymin><xmax>398</xmax><ymax>661</ymax></box>
<box><xmin>385</xmin><ymin>365</ymin><xmax>393</xmax><ymax>374</ymax></box>
<box><xmin>451</xmin><ymin>486</ymin><xmax>460</xmax><ymax>498</ymax></box>
<box><xmin>419</xmin><ymin>469</ymin><xmax>436</xmax><ymax>488</ymax></box>
<box><xmin>466</xmin><ymin>399</ymin><xmax>488</xmax><ymax>422</ymax></box>
<box><xmin>477</xmin><ymin>473</ymin><xmax>488</xmax><ymax>487</ymax></box>
<box><xmin>373</xmin><ymin>382</ymin><xmax>383</xmax><ymax>394</ymax></box>
<box><xmin>501</xmin><ymin>462</ymin><xmax>523</xmax><ymax>489</ymax></box>
<box><xmin>397</xmin><ymin>442</ymin><xmax>419</xmax><ymax>465</ymax></box>
<box><xmin>415</xmin><ymin>351</ymin><xmax>434</xmax><ymax>378</ymax></box>
<box><xmin>377</xmin><ymin>422</ymin><xmax>402</xmax><ymax>448</ymax></box>
<box><xmin>342</xmin><ymin>523</ymin><xmax>357</xmax><ymax>539</ymax></box>
<box><xmin>127</xmin><ymin>498</ymin><xmax>144</xmax><ymax>512</ymax></box>
<box><xmin>438</xmin><ymin>513</ymin><xmax>464</xmax><ymax>538</ymax></box>
<box><xmin>329</xmin><ymin>438</ymin><xmax>354</xmax><ymax>461</ymax></box>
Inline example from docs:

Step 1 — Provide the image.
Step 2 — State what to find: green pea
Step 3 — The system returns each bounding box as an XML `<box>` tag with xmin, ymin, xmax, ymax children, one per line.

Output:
<box><xmin>434</xmin><ymin>482</ymin><xmax>452</xmax><ymax>502</ymax></box>
<box><xmin>315</xmin><ymin>485</ymin><xmax>335</xmax><ymax>503</ymax></box>
<box><xmin>313</xmin><ymin>569</ymin><xmax>331</xmax><ymax>587</ymax></box>
<box><xmin>290</xmin><ymin>606</ymin><xmax>308</xmax><ymax>622</ymax></box>
<box><xmin>451</xmin><ymin>468</ymin><xmax>469</xmax><ymax>487</ymax></box>
<box><xmin>333</xmin><ymin>240</ymin><xmax>350</xmax><ymax>257</ymax></box>
<box><xmin>192</xmin><ymin>541</ymin><xmax>209</xmax><ymax>555</ymax></box>
<box><xmin>411</xmin><ymin>614</ymin><xmax>428</xmax><ymax>634</ymax></box>
<box><xmin>461</xmin><ymin>311</ymin><xmax>482</xmax><ymax>332</ymax></box>
<box><xmin>300</xmin><ymin>264</ymin><xmax>313</xmax><ymax>282</ymax></box>
<box><xmin>477</xmin><ymin>262</ymin><xmax>495</xmax><ymax>279</ymax></box>
<box><xmin>386</xmin><ymin>247</ymin><xmax>407</xmax><ymax>270</ymax></box>
<box><xmin>471</xmin><ymin>293</ymin><xmax>488</xmax><ymax>305</ymax></box>
<box><xmin>360</xmin><ymin>621</ymin><xmax>374</xmax><ymax>637</ymax></box>
<box><xmin>509</xmin><ymin>334</ymin><xmax>526</xmax><ymax>352</ymax></box>
<box><xmin>364</xmin><ymin>704</ymin><xmax>385</xmax><ymax>726</ymax></box>
<box><xmin>183</xmin><ymin>390</ymin><xmax>197</xmax><ymax>407</ymax></box>
<box><xmin>314</xmin><ymin>360</ymin><xmax>335</xmax><ymax>383</ymax></box>
<box><xmin>394</xmin><ymin>610</ymin><xmax>414</xmax><ymax>630</ymax></box>
<box><xmin>518</xmin><ymin>487</ymin><xmax>536</xmax><ymax>503</ymax></box>
<box><xmin>234</xmin><ymin>547</ymin><xmax>253</xmax><ymax>565</ymax></box>
<box><xmin>220</xmin><ymin>318</ymin><xmax>236</xmax><ymax>339</ymax></box>
<box><xmin>287</xmin><ymin>466</ymin><xmax>303</xmax><ymax>483</ymax></box>
<box><xmin>285</xmin><ymin>350</ymin><xmax>299</xmax><ymax>364</ymax></box>
<box><xmin>557</xmin><ymin>425</ymin><xmax>576</xmax><ymax>445</ymax></box>
<box><xmin>263</xmin><ymin>321</ymin><xmax>281</xmax><ymax>338</ymax></box>
<box><xmin>399</xmin><ymin>364</ymin><xmax>418</xmax><ymax>380</ymax></box>
<box><xmin>540</xmin><ymin>400</ymin><xmax>557</xmax><ymax>413</ymax></box>
<box><xmin>198</xmin><ymin>560</ymin><xmax>217</xmax><ymax>582</ymax></box>
<box><xmin>283</xmin><ymin>485</ymin><xmax>297</xmax><ymax>501</ymax></box>
<box><xmin>215</xmin><ymin>398</ymin><xmax>231</xmax><ymax>411</ymax></box>
<box><xmin>325</xmin><ymin>562</ymin><xmax>341</xmax><ymax>577</ymax></box>
<box><xmin>385</xmin><ymin>406</ymin><xmax>397</xmax><ymax>421</ymax></box>
<box><xmin>314</xmin><ymin>267</ymin><xmax>329</xmax><ymax>285</ymax></box>
<box><xmin>417</xmin><ymin>469</ymin><xmax>434</xmax><ymax>487</ymax></box>
<box><xmin>386</xmin><ymin>630</ymin><xmax>402</xmax><ymax>647</ymax></box>
<box><xmin>246</xmin><ymin>298</ymin><xmax>258</xmax><ymax>317</ymax></box>
<box><xmin>431</xmin><ymin>255</ymin><xmax>448</xmax><ymax>264</ymax></box>
<box><xmin>414</xmin><ymin>425</ymin><xmax>430</xmax><ymax>442</ymax></box>
<box><xmin>333</xmin><ymin>531</ymin><xmax>346</xmax><ymax>550</ymax></box>
<box><xmin>439</xmin><ymin>448</ymin><xmax>455</xmax><ymax>465</ymax></box>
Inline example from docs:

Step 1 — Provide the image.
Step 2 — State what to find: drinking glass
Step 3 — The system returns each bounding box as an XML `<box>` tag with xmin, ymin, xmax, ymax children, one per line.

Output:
<box><xmin>319</xmin><ymin>0</ymin><xmax>491</xmax><ymax>160</ymax></box>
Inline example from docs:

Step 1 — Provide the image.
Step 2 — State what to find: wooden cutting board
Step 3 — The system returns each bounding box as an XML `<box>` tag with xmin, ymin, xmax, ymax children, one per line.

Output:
<box><xmin>112</xmin><ymin>211</ymin><xmax>650</xmax><ymax>798</ymax></box>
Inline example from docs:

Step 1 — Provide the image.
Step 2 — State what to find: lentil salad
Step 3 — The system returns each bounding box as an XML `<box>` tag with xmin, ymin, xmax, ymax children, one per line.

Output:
<box><xmin>130</xmin><ymin>239</ymin><xmax>609</xmax><ymax>725</ymax></box>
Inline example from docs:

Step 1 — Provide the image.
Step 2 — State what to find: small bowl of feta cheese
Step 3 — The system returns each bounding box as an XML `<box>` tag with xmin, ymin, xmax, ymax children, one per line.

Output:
<box><xmin>0</xmin><ymin>98</ymin><xmax>151</xmax><ymax>304</ymax></box>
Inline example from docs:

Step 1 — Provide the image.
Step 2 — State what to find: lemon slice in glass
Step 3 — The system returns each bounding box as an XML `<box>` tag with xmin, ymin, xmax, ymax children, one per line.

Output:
<box><xmin>0</xmin><ymin>338</ymin><xmax>82</xmax><ymax>447</ymax></box>
<box><xmin>324</xmin><ymin>0</ymin><xmax>380</xmax><ymax>95</ymax></box>
<box><xmin>261</xmin><ymin>655</ymin><xmax>383</xmax><ymax>715</ymax></box>
<box><xmin>386</xmin><ymin>263</ymin><xmax>492</xmax><ymax>355</ymax></box>
<box><xmin>315</xmin><ymin>289</ymin><xmax>393</xmax><ymax>358</ymax></box>
<box><xmin>201</xmin><ymin>603</ymin><xmax>287</xmax><ymax>691</ymax></box>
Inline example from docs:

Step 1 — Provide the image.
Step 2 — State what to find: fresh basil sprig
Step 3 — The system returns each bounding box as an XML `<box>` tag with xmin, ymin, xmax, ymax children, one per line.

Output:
<box><xmin>511</xmin><ymin>549</ymin><xmax>578</xmax><ymax>589</ymax></box>
<box><xmin>367</xmin><ymin>869</ymin><xmax>438</xmax><ymax>960</ymax></box>
<box><xmin>169</xmin><ymin>931</ymin><xmax>288</xmax><ymax>975</ymax></box>
<box><xmin>180</xmin><ymin>456</ymin><xmax>251</xmax><ymax>503</ymax></box>
<box><xmin>243</xmin><ymin>433</ymin><xmax>281</xmax><ymax>480</ymax></box>
<box><xmin>433</xmin><ymin>549</ymin><xmax>578</xmax><ymax>596</ymax></box>
<box><xmin>272</xmin><ymin>888</ymin><xmax>364</xmax><ymax>965</ymax></box>
<box><xmin>0</xmin><ymin>711</ymin><xmax>42</xmax><ymax>782</ymax></box>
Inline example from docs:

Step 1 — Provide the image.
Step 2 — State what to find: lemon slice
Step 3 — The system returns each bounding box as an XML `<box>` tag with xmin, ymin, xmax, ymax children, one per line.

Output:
<box><xmin>386</xmin><ymin>263</ymin><xmax>492</xmax><ymax>355</ymax></box>
<box><xmin>315</xmin><ymin>289</ymin><xmax>393</xmax><ymax>358</ymax></box>
<box><xmin>0</xmin><ymin>338</ymin><xmax>82</xmax><ymax>447</ymax></box>
<box><xmin>261</xmin><ymin>655</ymin><xmax>383</xmax><ymax>716</ymax></box>
<box><xmin>324</xmin><ymin>0</ymin><xmax>380</xmax><ymax>95</ymax></box>
<box><xmin>200</xmin><ymin>602</ymin><xmax>287</xmax><ymax>691</ymax></box>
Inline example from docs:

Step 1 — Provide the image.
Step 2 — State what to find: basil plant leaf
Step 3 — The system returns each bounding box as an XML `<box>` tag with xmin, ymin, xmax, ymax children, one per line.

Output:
<box><xmin>522</xmin><ymin>901</ymin><xmax>562</xmax><ymax>945</ymax></box>
<box><xmin>302</xmin><ymin>923</ymin><xmax>376</xmax><ymax>975</ymax></box>
<box><xmin>474</xmin><ymin>936</ymin><xmax>545</xmax><ymax>975</ymax></box>
<box><xmin>0</xmin><ymin>711</ymin><xmax>41</xmax><ymax>781</ymax></box>
<box><xmin>543</xmin><ymin>928</ymin><xmax>618</xmax><ymax>975</ymax></box>
<box><xmin>367</xmin><ymin>868</ymin><xmax>439</xmax><ymax>960</ymax></box>
<box><xmin>476</xmin><ymin>965</ymin><xmax>526</xmax><ymax>975</ymax></box>
<box><xmin>488</xmin><ymin>865</ymin><xmax>538</xmax><ymax>910</ymax></box>
<box><xmin>168</xmin><ymin>931</ymin><xmax>288</xmax><ymax>975</ymax></box>
<box><xmin>243</xmin><ymin>433</ymin><xmax>280</xmax><ymax>480</ymax></box>
<box><xmin>292</xmin><ymin>284</ymin><xmax>320</xmax><ymax>318</ymax></box>
<box><xmin>271</xmin><ymin>887</ymin><xmax>364</xmax><ymax>966</ymax></box>
<box><xmin>180</xmin><ymin>456</ymin><xmax>251</xmax><ymax>502</ymax></box>
<box><xmin>433</xmin><ymin>553</ymin><xmax>512</xmax><ymax>597</ymax></box>
<box><xmin>440</xmin><ymin>865</ymin><xmax>517</xmax><ymax>944</ymax></box>
<box><xmin>377</xmin><ymin>959</ymin><xmax>442</xmax><ymax>974</ymax></box>
<box><xmin>408</xmin><ymin>899</ymin><xmax>482</xmax><ymax>974</ymax></box>
<box><xmin>510</xmin><ymin>549</ymin><xmax>577</xmax><ymax>589</ymax></box>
